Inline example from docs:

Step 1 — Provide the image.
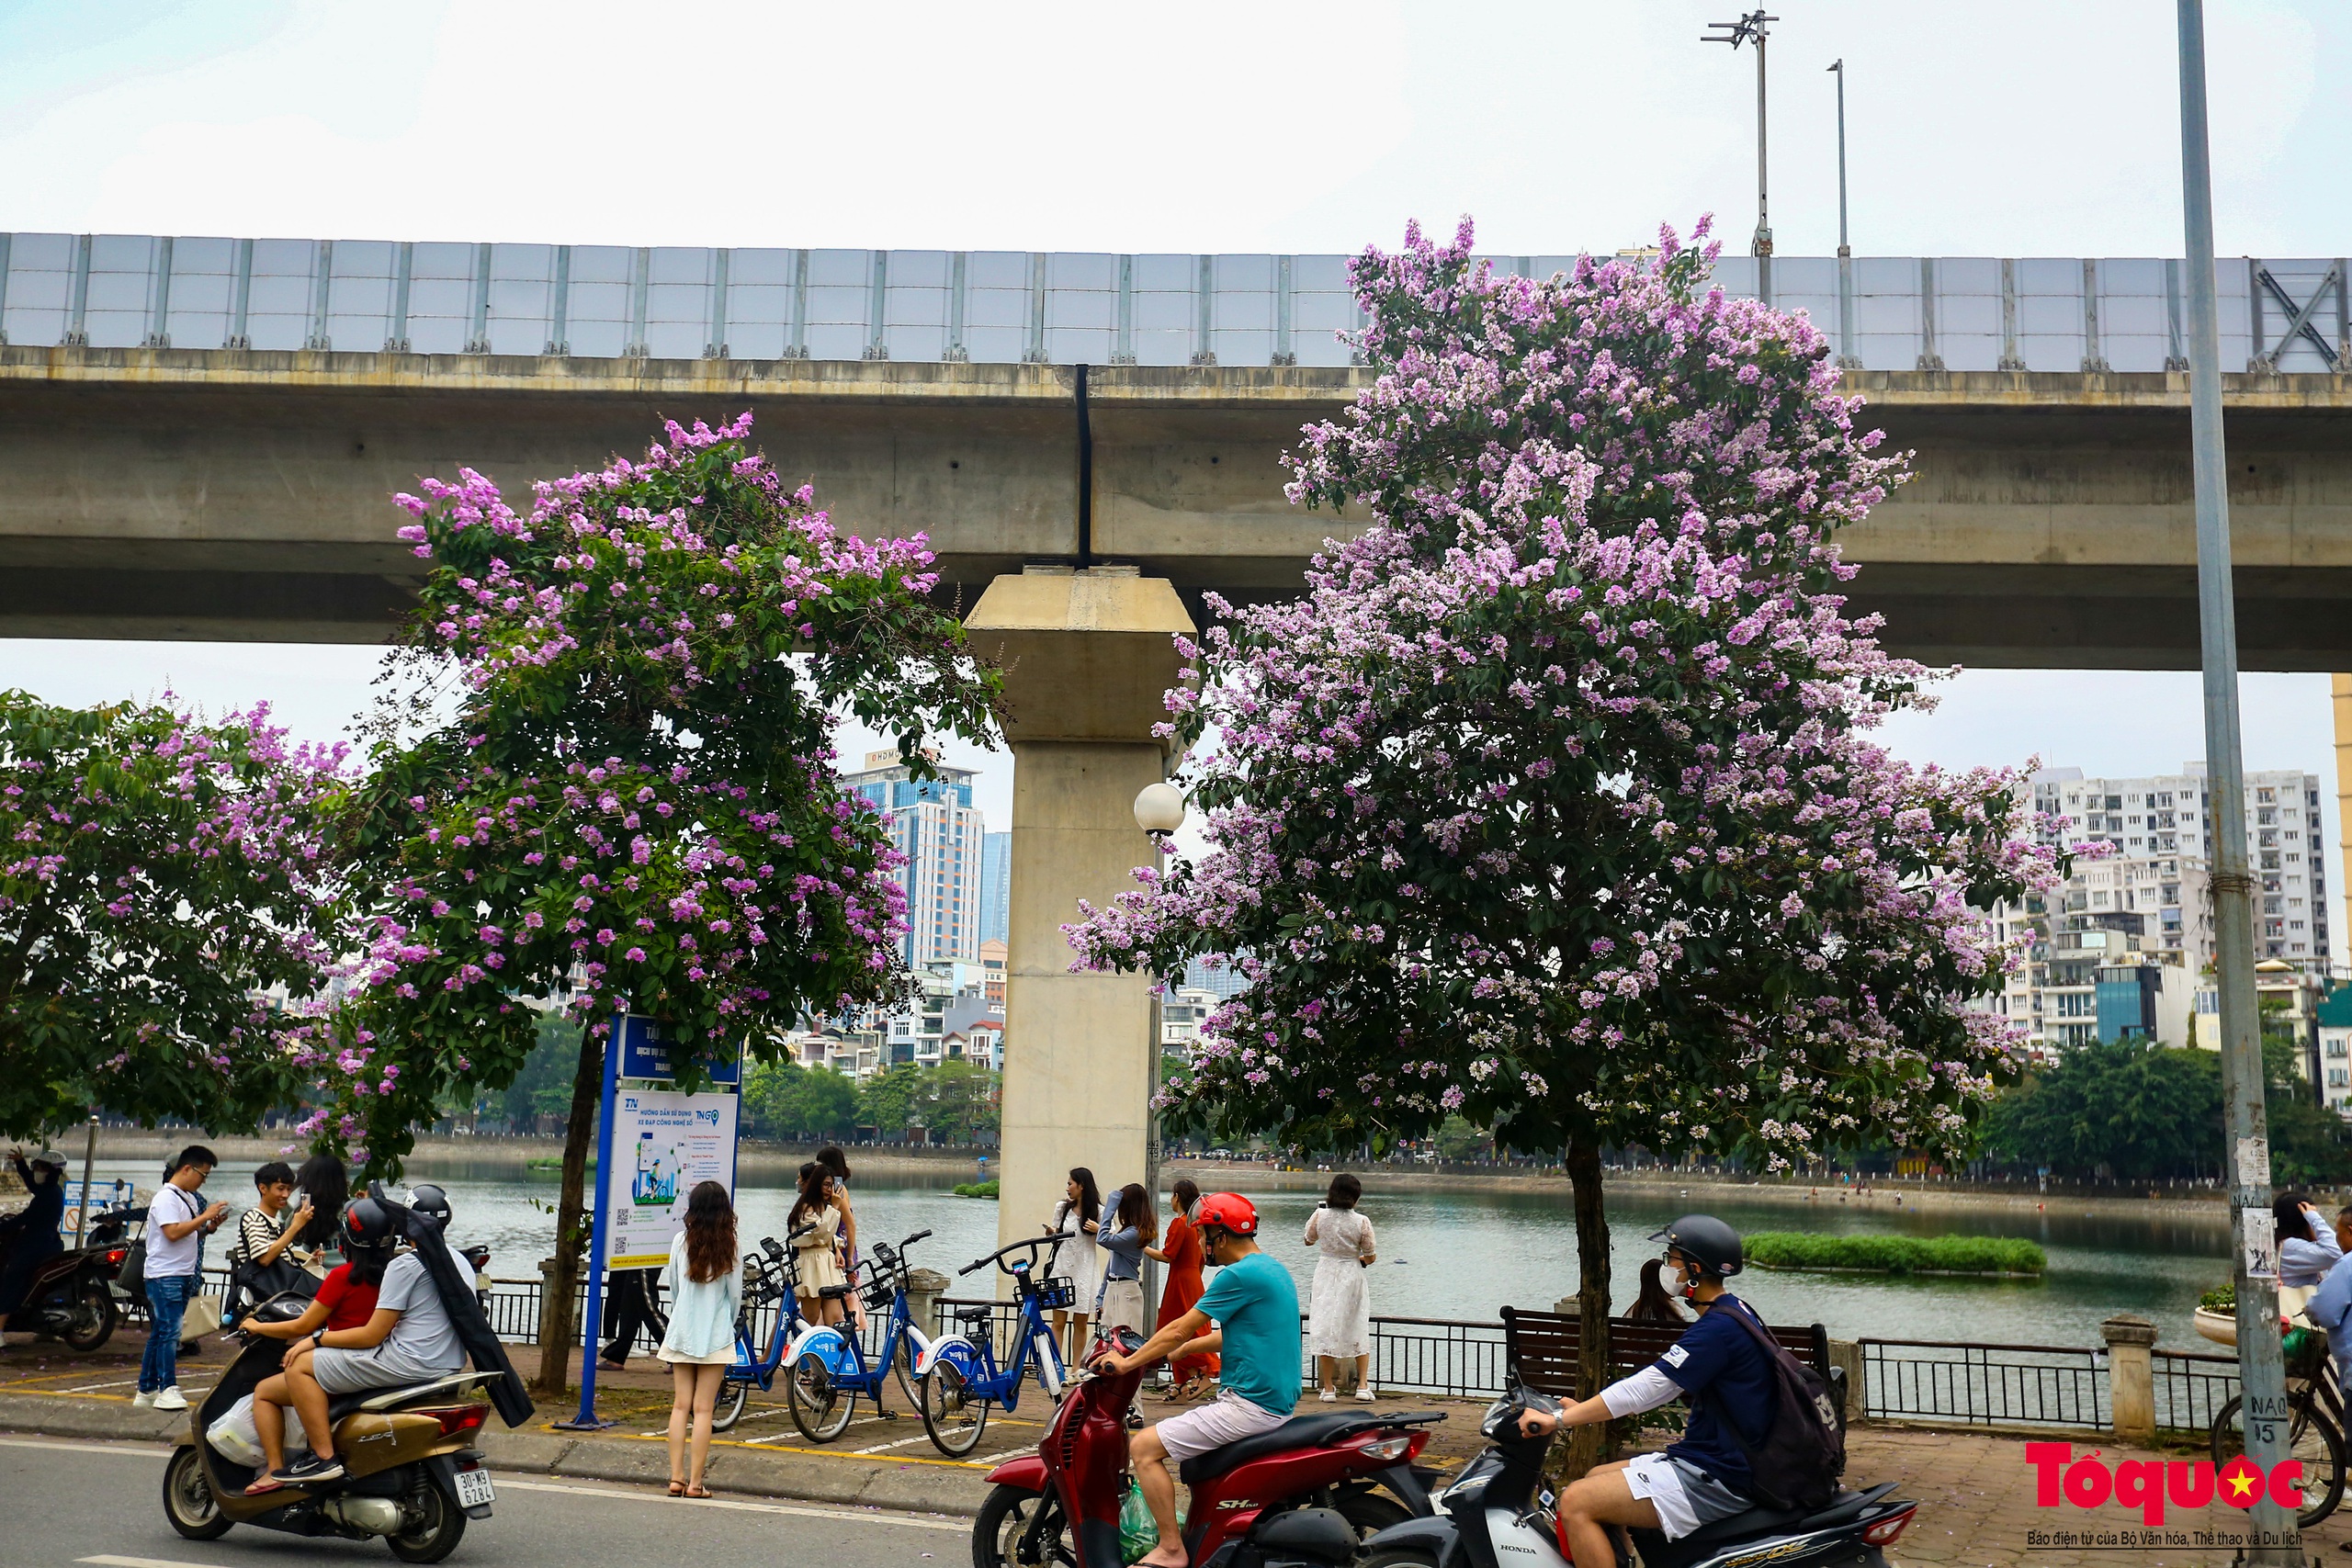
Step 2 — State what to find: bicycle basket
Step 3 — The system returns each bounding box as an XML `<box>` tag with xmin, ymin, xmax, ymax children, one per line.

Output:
<box><xmin>1030</xmin><ymin>1275</ymin><xmax>1077</xmax><ymax>1311</ymax></box>
<box><xmin>861</xmin><ymin>1273</ymin><xmax>899</xmax><ymax>1311</ymax></box>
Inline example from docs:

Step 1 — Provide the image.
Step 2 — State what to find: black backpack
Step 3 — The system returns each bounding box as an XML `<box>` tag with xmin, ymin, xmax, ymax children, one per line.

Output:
<box><xmin>1700</xmin><ymin>1301</ymin><xmax>1847</xmax><ymax>1510</ymax></box>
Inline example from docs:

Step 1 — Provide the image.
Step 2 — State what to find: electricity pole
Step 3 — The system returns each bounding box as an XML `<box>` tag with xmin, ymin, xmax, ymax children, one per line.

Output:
<box><xmin>2177</xmin><ymin>2</ymin><xmax>2298</xmax><ymax>1560</ymax></box>
<box><xmin>1704</xmin><ymin>11</ymin><xmax>1779</xmax><ymax>299</ymax></box>
<box><xmin>1828</xmin><ymin>58</ymin><xmax>1858</xmax><ymax>367</ymax></box>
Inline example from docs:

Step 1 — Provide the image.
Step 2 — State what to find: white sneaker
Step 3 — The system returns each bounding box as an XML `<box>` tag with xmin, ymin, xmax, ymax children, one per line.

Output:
<box><xmin>152</xmin><ymin>1387</ymin><xmax>188</xmax><ymax>1413</ymax></box>
<box><xmin>131</xmin><ymin>1390</ymin><xmax>155</xmax><ymax>1409</ymax></box>
<box><xmin>1356</xmin><ymin>1387</ymin><xmax>1376</xmax><ymax>1402</ymax></box>
<box><xmin>1317</xmin><ymin>1389</ymin><xmax>1339</xmax><ymax>1402</ymax></box>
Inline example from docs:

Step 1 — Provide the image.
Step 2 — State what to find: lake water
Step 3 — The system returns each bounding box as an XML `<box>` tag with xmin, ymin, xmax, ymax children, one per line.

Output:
<box><xmin>88</xmin><ymin>1157</ymin><xmax>2230</xmax><ymax>1353</ymax></box>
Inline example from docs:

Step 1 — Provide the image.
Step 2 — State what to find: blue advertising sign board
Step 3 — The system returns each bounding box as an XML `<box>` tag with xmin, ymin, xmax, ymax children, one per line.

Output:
<box><xmin>614</xmin><ymin>1013</ymin><xmax>740</xmax><ymax>1085</ymax></box>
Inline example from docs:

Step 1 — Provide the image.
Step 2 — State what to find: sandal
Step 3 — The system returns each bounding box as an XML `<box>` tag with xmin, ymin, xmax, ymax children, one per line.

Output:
<box><xmin>244</xmin><ymin>1476</ymin><xmax>286</xmax><ymax>1496</ymax></box>
<box><xmin>684</xmin><ymin>1484</ymin><xmax>713</xmax><ymax>1499</ymax></box>
<box><xmin>667</xmin><ymin>1481</ymin><xmax>686</xmax><ymax>1496</ymax></box>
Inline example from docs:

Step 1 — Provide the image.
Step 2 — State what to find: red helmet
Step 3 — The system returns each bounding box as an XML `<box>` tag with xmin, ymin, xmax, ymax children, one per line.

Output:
<box><xmin>1193</xmin><ymin>1192</ymin><xmax>1259</xmax><ymax>1238</ymax></box>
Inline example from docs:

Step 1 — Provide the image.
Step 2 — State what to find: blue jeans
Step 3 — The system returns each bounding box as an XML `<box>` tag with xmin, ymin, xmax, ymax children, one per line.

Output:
<box><xmin>141</xmin><ymin>1274</ymin><xmax>194</xmax><ymax>1393</ymax></box>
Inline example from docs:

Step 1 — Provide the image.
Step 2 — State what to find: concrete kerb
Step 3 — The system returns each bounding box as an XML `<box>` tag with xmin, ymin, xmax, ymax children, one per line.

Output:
<box><xmin>0</xmin><ymin>1393</ymin><xmax>994</xmax><ymax>1517</ymax></box>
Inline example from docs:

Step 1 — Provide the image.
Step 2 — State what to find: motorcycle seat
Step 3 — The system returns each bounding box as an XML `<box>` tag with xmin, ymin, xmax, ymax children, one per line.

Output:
<box><xmin>1677</xmin><ymin>1482</ymin><xmax>1897</xmax><ymax>1548</ymax></box>
<box><xmin>323</xmin><ymin>1372</ymin><xmax>486</xmax><ymax>1425</ymax></box>
<box><xmin>1176</xmin><ymin>1412</ymin><xmax>1366</xmax><ymax>1484</ymax></box>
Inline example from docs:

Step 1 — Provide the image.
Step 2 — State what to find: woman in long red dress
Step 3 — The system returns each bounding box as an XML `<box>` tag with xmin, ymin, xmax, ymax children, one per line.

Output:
<box><xmin>1146</xmin><ymin>1178</ymin><xmax>1218</xmax><ymax>1399</ymax></box>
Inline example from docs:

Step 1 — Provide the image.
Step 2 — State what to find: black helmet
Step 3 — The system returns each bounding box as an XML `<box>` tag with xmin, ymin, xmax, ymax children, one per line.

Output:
<box><xmin>409</xmin><ymin>1184</ymin><xmax>453</xmax><ymax>1231</ymax></box>
<box><xmin>341</xmin><ymin>1196</ymin><xmax>400</xmax><ymax>1254</ymax></box>
<box><xmin>1649</xmin><ymin>1213</ymin><xmax>1743</xmax><ymax>1279</ymax></box>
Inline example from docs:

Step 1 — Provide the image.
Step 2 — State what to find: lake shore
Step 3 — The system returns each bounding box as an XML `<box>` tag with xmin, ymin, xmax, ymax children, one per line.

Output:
<box><xmin>60</xmin><ymin>1130</ymin><xmax>2235</xmax><ymax>1225</ymax></box>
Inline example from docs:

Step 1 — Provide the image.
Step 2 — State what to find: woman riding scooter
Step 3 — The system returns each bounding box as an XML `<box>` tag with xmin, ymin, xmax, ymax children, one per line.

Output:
<box><xmin>0</xmin><ymin>1147</ymin><xmax>68</xmax><ymax>1319</ymax></box>
<box><xmin>244</xmin><ymin>1196</ymin><xmax>466</xmax><ymax>1493</ymax></box>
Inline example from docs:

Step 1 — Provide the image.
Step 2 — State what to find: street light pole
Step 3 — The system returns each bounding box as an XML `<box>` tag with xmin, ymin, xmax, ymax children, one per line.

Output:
<box><xmin>1703</xmin><ymin>11</ymin><xmax>1779</xmax><ymax>300</ymax></box>
<box><xmin>2177</xmin><ymin>3</ymin><xmax>2298</xmax><ymax>1561</ymax></box>
<box><xmin>1828</xmin><ymin>58</ymin><xmax>1858</xmax><ymax>367</ymax></box>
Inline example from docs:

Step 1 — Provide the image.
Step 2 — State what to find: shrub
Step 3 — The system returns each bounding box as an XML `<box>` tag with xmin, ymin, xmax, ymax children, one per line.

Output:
<box><xmin>1743</xmin><ymin>1232</ymin><xmax>2044</xmax><ymax>1276</ymax></box>
<box><xmin>953</xmin><ymin>1179</ymin><xmax>1001</xmax><ymax>1200</ymax></box>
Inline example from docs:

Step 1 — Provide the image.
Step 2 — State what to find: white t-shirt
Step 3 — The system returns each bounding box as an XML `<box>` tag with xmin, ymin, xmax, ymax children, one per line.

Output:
<box><xmin>145</xmin><ymin>1183</ymin><xmax>209</xmax><ymax>1279</ymax></box>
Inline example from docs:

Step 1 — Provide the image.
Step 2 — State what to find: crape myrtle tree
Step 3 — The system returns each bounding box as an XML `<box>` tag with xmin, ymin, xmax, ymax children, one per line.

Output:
<box><xmin>331</xmin><ymin>413</ymin><xmax>998</xmax><ymax>1393</ymax></box>
<box><xmin>0</xmin><ymin>694</ymin><xmax>349</xmax><ymax>1137</ymax></box>
<box><xmin>1069</xmin><ymin>220</ymin><xmax>2063</xmax><ymax>1461</ymax></box>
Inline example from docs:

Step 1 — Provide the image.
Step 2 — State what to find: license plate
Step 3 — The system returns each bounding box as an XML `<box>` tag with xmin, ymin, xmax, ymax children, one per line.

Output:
<box><xmin>453</xmin><ymin>1467</ymin><xmax>495</xmax><ymax>1509</ymax></box>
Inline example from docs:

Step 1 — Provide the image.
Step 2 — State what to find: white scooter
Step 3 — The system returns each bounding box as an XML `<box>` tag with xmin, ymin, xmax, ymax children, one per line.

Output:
<box><xmin>1355</xmin><ymin>1382</ymin><xmax>1918</xmax><ymax>1568</ymax></box>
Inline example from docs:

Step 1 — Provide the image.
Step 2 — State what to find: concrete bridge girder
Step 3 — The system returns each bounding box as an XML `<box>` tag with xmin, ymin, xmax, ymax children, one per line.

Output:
<box><xmin>2</xmin><ymin>351</ymin><xmax>2350</xmax><ymax>670</ymax></box>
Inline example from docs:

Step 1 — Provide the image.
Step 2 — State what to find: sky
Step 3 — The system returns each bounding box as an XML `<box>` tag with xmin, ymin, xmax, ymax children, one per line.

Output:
<box><xmin>0</xmin><ymin>0</ymin><xmax>2345</xmax><ymax>963</ymax></box>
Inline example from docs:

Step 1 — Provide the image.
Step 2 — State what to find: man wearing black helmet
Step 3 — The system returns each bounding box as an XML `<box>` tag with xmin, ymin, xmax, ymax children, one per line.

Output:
<box><xmin>1516</xmin><ymin>1214</ymin><xmax>1773</xmax><ymax>1566</ymax></box>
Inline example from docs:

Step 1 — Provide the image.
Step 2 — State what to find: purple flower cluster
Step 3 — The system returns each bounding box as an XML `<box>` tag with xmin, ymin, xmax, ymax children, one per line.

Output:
<box><xmin>1066</xmin><ymin>219</ymin><xmax>2064</xmax><ymax>1168</ymax></box>
<box><xmin>322</xmin><ymin>413</ymin><xmax>997</xmax><ymax>1167</ymax></box>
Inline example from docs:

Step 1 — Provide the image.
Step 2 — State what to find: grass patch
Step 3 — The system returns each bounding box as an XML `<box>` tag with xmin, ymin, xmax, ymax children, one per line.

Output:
<box><xmin>1744</xmin><ymin>1232</ymin><xmax>2046</xmax><ymax>1277</ymax></box>
<box><xmin>953</xmin><ymin>1179</ymin><xmax>1000</xmax><ymax>1199</ymax></box>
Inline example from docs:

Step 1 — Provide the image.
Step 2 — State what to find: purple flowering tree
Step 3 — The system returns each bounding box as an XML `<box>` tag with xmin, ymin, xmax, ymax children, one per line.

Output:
<box><xmin>1069</xmin><ymin>221</ymin><xmax>2063</xmax><ymax>1449</ymax></box>
<box><xmin>337</xmin><ymin>413</ymin><xmax>997</xmax><ymax>1392</ymax></box>
<box><xmin>0</xmin><ymin>694</ymin><xmax>349</xmax><ymax>1138</ymax></box>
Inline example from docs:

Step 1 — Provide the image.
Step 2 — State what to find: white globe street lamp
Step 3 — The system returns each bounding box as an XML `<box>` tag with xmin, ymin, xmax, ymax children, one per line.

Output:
<box><xmin>1133</xmin><ymin>781</ymin><xmax>1187</xmax><ymax>835</ymax></box>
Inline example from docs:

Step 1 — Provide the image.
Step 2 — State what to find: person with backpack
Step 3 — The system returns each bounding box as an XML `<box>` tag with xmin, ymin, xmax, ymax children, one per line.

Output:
<box><xmin>1517</xmin><ymin>1215</ymin><xmax>1841</xmax><ymax>1565</ymax></box>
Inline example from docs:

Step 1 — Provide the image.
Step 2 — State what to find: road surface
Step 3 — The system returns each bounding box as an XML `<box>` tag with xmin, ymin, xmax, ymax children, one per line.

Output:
<box><xmin>0</xmin><ymin>1437</ymin><xmax>967</xmax><ymax>1568</ymax></box>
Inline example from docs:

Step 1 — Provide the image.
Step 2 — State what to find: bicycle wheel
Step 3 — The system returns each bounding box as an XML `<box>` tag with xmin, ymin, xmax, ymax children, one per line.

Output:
<box><xmin>892</xmin><ymin>1337</ymin><xmax>922</xmax><ymax>1412</ymax></box>
<box><xmin>710</xmin><ymin>1376</ymin><xmax>752</xmax><ymax>1434</ymax></box>
<box><xmin>787</xmin><ymin>1355</ymin><xmax>854</xmax><ymax>1443</ymax></box>
<box><xmin>922</xmin><ymin>1360</ymin><xmax>989</xmax><ymax>1457</ymax></box>
<box><xmin>2211</xmin><ymin>1392</ymin><xmax>2347</xmax><ymax>1526</ymax></box>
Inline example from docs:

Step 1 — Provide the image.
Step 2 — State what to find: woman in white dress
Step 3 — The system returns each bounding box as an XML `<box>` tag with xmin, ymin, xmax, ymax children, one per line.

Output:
<box><xmin>1047</xmin><ymin>1168</ymin><xmax>1102</xmax><ymax>1360</ymax></box>
<box><xmin>1305</xmin><ymin>1172</ymin><xmax>1376</xmax><ymax>1401</ymax></box>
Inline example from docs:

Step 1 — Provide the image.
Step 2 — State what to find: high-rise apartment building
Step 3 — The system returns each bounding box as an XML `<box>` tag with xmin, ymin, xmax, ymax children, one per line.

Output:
<box><xmin>1984</xmin><ymin>763</ymin><xmax>2334</xmax><ymax>1058</ymax></box>
<box><xmin>843</xmin><ymin>751</ymin><xmax>985</xmax><ymax>967</ymax></box>
<box><xmin>2028</xmin><ymin>765</ymin><xmax>2331</xmax><ymax>967</ymax></box>
<box><xmin>978</xmin><ymin>831</ymin><xmax>1011</xmax><ymax>946</ymax></box>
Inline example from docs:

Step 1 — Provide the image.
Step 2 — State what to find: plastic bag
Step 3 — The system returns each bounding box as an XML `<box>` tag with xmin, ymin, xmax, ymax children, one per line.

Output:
<box><xmin>206</xmin><ymin>1392</ymin><xmax>307</xmax><ymax>1469</ymax></box>
<box><xmin>1118</xmin><ymin>1475</ymin><xmax>1159</xmax><ymax>1565</ymax></box>
<box><xmin>1116</xmin><ymin>1477</ymin><xmax>1184</xmax><ymax>1564</ymax></box>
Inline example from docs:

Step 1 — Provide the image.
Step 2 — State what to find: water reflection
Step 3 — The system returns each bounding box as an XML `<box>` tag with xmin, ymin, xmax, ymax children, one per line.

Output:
<box><xmin>81</xmin><ymin>1158</ymin><xmax>2230</xmax><ymax>1352</ymax></box>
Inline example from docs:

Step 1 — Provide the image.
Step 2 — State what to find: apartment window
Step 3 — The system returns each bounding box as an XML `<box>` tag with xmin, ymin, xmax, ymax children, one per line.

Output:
<box><xmin>2106</xmin><ymin>795</ymin><xmax>2122</xmax><ymax>810</ymax></box>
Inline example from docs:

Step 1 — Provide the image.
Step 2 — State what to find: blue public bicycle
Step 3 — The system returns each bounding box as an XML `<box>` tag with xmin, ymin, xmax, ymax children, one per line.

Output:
<box><xmin>783</xmin><ymin>1228</ymin><xmax>934</xmax><ymax>1443</ymax></box>
<box><xmin>708</xmin><ymin>1223</ymin><xmax>814</xmax><ymax>1433</ymax></box>
<box><xmin>913</xmin><ymin>1231</ymin><xmax>1077</xmax><ymax>1456</ymax></box>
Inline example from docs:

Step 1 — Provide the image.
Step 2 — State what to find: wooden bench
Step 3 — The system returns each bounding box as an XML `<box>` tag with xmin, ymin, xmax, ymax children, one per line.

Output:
<box><xmin>1500</xmin><ymin>1307</ymin><xmax>1834</xmax><ymax>1397</ymax></box>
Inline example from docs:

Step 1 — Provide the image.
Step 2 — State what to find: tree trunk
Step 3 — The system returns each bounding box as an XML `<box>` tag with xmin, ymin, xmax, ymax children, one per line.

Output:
<box><xmin>535</xmin><ymin>1021</ymin><xmax>604</xmax><ymax>1396</ymax></box>
<box><xmin>1564</xmin><ymin>1133</ymin><xmax>1611</xmax><ymax>1481</ymax></box>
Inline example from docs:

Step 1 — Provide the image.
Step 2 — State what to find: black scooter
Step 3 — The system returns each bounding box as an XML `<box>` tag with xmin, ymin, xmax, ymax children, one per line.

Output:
<box><xmin>1355</xmin><ymin>1382</ymin><xmax>1917</xmax><ymax>1568</ymax></box>
<box><xmin>1</xmin><ymin>1204</ymin><xmax>139</xmax><ymax>1350</ymax></box>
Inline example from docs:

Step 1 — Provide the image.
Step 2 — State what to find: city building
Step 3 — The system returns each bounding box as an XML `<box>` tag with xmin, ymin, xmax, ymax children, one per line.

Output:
<box><xmin>1182</xmin><ymin>954</ymin><xmax>1252</xmax><ymax>1000</ymax></box>
<box><xmin>1160</xmin><ymin>986</ymin><xmax>1224</xmax><ymax>1057</ymax></box>
<box><xmin>843</xmin><ymin>750</ymin><xmax>986</xmax><ymax>966</ymax></box>
<box><xmin>979</xmin><ymin>831</ymin><xmax>1011</xmax><ymax>946</ymax></box>
<box><xmin>1984</xmin><ymin>762</ymin><xmax>2332</xmax><ymax>1060</ymax></box>
<box><xmin>2028</xmin><ymin>764</ymin><xmax>2331</xmax><ymax>968</ymax></box>
<box><xmin>2320</xmin><ymin>987</ymin><xmax>2352</xmax><ymax>1114</ymax></box>
<box><xmin>978</xmin><ymin>939</ymin><xmax>1007</xmax><ymax>1009</ymax></box>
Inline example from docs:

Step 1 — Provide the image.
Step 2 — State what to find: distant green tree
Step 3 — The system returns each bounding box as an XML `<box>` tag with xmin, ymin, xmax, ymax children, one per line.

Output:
<box><xmin>912</xmin><ymin>1059</ymin><xmax>1000</xmax><ymax>1144</ymax></box>
<box><xmin>857</xmin><ymin>1065</ymin><xmax>922</xmax><ymax>1136</ymax></box>
<box><xmin>500</xmin><ymin>1014</ymin><xmax>582</xmax><ymax>1131</ymax></box>
<box><xmin>1982</xmin><ymin>1041</ymin><xmax>2222</xmax><ymax>1180</ymax></box>
<box><xmin>1434</xmin><ymin>1114</ymin><xmax>1492</xmax><ymax>1162</ymax></box>
<box><xmin>743</xmin><ymin>1058</ymin><xmax>858</xmax><ymax>1141</ymax></box>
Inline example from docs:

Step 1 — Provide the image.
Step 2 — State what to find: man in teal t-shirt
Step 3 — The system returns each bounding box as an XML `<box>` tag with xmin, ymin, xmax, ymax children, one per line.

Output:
<box><xmin>1100</xmin><ymin>1193</ymin><xmax>1299</xmax><ymax>1568</ymax></box>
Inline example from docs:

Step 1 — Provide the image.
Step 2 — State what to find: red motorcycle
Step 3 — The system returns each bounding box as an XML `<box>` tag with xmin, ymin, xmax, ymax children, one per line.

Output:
<box><xmin>974</xmin><ymin>1327</ymin><xmax>1444</xmax><ymax>1568</ymax></box>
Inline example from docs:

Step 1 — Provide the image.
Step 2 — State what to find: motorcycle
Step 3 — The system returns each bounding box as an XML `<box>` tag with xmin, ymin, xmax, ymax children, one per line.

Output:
<box><xmin>1354</xmin><ymin>1382</ymin><xmax>1918</xmax><ymax>1568</ymax></box>
<box><xmin>1</xmin><ymin>1203</ymin><xmax>138</xmax><ymax>1351</ymax></box>
<box><xmin>158</xmin><ymin>1189</ymin><xmax>534</xmax><ymax>1563</ymax></box>
<box><xmin>974</xmin><ymin>1326</ymin><xmax>1448</xmax><ymax>1567</ymax></box>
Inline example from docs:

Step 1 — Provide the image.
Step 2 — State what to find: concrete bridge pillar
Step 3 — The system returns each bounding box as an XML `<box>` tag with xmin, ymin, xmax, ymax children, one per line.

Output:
<box><xmin>963</xmin><ymin>567</ymin><xmax>1195</xmax><ymax>1278</ymax></box>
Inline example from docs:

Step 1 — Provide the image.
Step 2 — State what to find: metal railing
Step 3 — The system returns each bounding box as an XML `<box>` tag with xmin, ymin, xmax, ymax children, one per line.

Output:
<box><xmin>2153</xmin><ymin>1348</ymin><xmax>2243</xmax><ymax>1433</ymax></box>
<box><xmin>4</xmin><ymin>231</ymin><xmax>2342</xmax><ymax>375</ymax></box>
<box><xmin>1859</xmin><ymin>1338</ymin><xmax>2109</xmax><ymax>1429</ymax></box>
<box><xmin>930</xmin><ymin>1297</ymin><xmax>1509</xmax><ymax>1398</ymax></box>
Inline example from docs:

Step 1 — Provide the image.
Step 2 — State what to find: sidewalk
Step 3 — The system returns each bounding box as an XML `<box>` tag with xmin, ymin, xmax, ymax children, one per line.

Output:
<box><xmin>12</xmin><ymin>1327</ymin><xmax>2352</xmax><ymax>1562</ymax></box>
